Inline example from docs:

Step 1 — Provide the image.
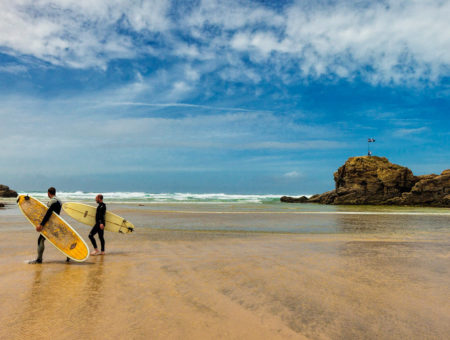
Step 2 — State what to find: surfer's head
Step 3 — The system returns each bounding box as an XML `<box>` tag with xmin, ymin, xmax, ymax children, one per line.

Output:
<box><xmin>47</xmin><ymin>187</ymin><xmax>56</xmax><ymax>198</ymax></box>
<box><xmin>96</xmin><ymin>194</ymin><xmax>103</xmax><ymax>203</ymax></box>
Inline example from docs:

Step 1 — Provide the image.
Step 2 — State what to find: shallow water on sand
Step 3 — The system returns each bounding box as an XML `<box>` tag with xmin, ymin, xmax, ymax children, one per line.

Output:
<box><xmin>0</xmin><ymin>202</ymin><xmax>449</xmax><ymax>339</ymax></box>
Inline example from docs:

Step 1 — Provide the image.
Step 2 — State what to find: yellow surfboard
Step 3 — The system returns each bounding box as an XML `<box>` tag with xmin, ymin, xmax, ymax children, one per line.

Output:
<box><xmin>17</xmin><ymin>195</ymin><xmax>89</xmax><ymax>262</ymax></box>
<box><xmin>62</xmin><ymin>202</ymin><xmax>135</xmax><ymax>234</ymax></box>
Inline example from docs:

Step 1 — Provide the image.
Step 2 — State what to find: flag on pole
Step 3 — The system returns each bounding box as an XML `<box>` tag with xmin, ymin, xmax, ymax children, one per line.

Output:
<box><xmin>368</xmin><ymin>138</ymin><xmax>375</xmax><ymax>142</ymax></box>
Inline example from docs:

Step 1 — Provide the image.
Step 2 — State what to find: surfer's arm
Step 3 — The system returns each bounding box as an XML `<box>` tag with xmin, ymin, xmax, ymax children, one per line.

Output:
<box><xmin>98</xmin><ymin>204</ymin><xmax>106</xmax><ymax>225</ymax></box>
<box><xmin>40</xmin><ymin>202</ymin><xmax>58</xmax><ymax>226</ymax></box>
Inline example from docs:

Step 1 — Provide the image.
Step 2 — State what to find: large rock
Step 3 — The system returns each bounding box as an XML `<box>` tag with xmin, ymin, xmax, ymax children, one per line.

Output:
<box><xmin>281</xmin><ymin>156</ymin><xmax>449</xmax><ymax>207</ymax></box>
<box><xmin>387</xmin><ymin>170</ymin><xmax>450</xmax><ymax>206</ymax></box>
<box><xmin>0</xmin><ymin>184</ymin><xmax>18</xmax><ymax>198</ymax></box>
<box><xmin>280</xmin><ymin>195</ymin><xmax>309</xmax><ymax>203</ymax></box>
<box><xmin>332</xmin><ymin>156</ymin><xmax>417</xmax><ymax>204</ymax></box>
<box><xmin>308</xmin><ymin>190</ymin><xmax>337</xmax><ymax>204</ymax></box>
<box><xmin>306</xmin><ymin>156</ymin><xmax>417</xmax><ymax>204</ymax></box>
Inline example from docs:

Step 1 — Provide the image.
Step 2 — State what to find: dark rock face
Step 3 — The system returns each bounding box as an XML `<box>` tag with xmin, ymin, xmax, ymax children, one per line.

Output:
<box><xmin>0</xmin><ymin>185</ymin><xmax>18</xmax><ymax>198</ymax></box>
<box><xmin>386</xmin><ymin>170</ymin><xmax>450</xmax><ymax>206</ymax></box>
<box><xmin>308</xmin><ymin>191</ymin><xmax>337</xmax><ymax>204</ymax></box>
<box><xmin>282</xmin><ymin>156</ymin><xmax>449</xmax><ymax>207</ymax></box>
<box><xmin>280</xmin><ymin>195</ymin><xmax>309</xmax><ymax>203</ymax></box>
<box><xmin>0</xmin><ymin>203</ymin><xmax>4</xmax><ymax>208</ymax></box>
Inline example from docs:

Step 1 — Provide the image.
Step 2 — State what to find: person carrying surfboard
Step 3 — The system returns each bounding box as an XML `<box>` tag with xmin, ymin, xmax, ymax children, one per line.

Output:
<box><xmin>29</xmin><ymin>187</ymin><xmax>70</xmax><ymax>264</ymax></box>
<box><xmin>89</xmin><ymin>194</ymin><xmax>106</xmax><ymax>256</ymax></box>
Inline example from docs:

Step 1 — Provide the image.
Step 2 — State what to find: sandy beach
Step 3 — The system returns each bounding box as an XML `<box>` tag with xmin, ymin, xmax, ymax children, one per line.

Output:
<box><xmin>0</xmin><ymin>201</ymin><xmax>449</xmax><ymax>339</ymax></box>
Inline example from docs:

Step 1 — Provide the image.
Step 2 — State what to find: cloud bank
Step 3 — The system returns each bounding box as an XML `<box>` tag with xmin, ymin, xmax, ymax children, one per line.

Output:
<box><xmin>0</xmin><ymin>0</ymin><xmax>449</xmax><ymax>84</ymax></box>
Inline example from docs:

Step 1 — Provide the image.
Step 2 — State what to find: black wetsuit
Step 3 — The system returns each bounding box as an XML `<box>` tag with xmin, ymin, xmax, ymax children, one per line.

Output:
<box><xmin>37</xmin><ymin>197</ymin><xmax>62</xmax><ymax>261</ymax></box>
<box><xmin>89</xmin><ymin>202</ymin><xmax>106</xmax><ymax>251</ymax></box>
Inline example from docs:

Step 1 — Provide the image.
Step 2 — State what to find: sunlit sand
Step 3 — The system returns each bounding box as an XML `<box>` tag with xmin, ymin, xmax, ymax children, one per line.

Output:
<box><xmin>1</xmin><ymin>203</ymin><xmax>449</xmax><ymax>339</ymax></box>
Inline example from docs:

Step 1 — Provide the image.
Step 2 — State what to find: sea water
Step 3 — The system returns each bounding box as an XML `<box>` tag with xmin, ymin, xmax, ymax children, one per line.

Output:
<box><xmin>22</xmin><ymin>191</ymin><xmax>284</xmax><ymax>204</ymax></box>
<box><xmin>14</xmin><ymin>191</ymin><xmax>450</xmax><ymax>236</ymax></box>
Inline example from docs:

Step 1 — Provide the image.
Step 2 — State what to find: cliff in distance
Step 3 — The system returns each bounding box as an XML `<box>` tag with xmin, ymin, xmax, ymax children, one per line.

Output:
<box><xmin>281</xmin><ymin>156</ymin><xmax>450</xmax><ymax>207</ymax></box>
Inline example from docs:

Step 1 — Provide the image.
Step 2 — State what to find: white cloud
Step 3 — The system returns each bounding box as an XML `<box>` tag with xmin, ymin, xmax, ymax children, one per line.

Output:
<box><xmin>185</xmin><ymin>0</ymin><xmax>284</xmax><ymax>31</ymax></box>
<box><xmin>0</xmin><ymin>64</ymin><xmax>28</xmax><ymax>74</ymax></box>
<box><xmin>393</xmin><ymin>127</ymin><xmax>428</xmax><ymax>137</ymax></box>
<box><xmin>169</xmin><ymin>81</ymin><xmax>192</xmax><ymax>99</ymax></box>
<box><xmin>283</xmin><ymin>171</ymin><xmax>302</xmax><ymax>179</ymax></box>
<box><xmin>0</xmin><ymin>0</ymin><xmax>448</xmax><ymax>84</ymax></box>
<box><xmin>243</xmin><ymin>141</ymin><xmax>348</xmax><ymax>150</ymax></box>
<box><xmin>230</xmin><ymin>0</ymin><xmax>450</xmax><ymax>84</ymax></box>
<box><xmin>0</xmin><ymin>0</ymin><xmax>170</xmax><ymax>69</ymax></box>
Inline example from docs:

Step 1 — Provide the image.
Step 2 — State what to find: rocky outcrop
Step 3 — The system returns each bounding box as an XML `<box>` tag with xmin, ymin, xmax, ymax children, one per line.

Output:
<box><xmin>386</xmin><ymin>170</ymin><xmax>450</xmax><ymax>206</ymax></box>
<box><xmin>0</xmin><ymin>185</ymin><xmax>18</xmax><ymax>198</ymax></box>
<box><xmin>327</xmin><ymin>156</ymin><xmax>416</xmax><ymax>204</ymax></box>
<box><xmin>281</xmin><ymin>195</ymin><xmax>309</xmax><ymax>203</ymax></box>
<box><xmin>308</xmin><ymin>191</ymin><xmax>337</xmax><ymax>204</ymax></box>
<box><xmin>282</xmin><ymin>156</ymin><xmax>450</xmax><ymax>207</ymax></box>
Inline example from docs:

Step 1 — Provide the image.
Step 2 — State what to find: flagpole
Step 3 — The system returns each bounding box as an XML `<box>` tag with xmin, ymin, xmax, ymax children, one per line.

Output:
<box><xmin>367</xmin><ymin>138</ymin><xmax>375</xmax><ymax>156</ymax></box>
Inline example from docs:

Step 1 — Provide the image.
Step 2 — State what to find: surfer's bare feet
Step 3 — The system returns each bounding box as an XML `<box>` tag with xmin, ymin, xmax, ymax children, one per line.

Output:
<box><xmin>91</xmin><ymin>250</ymin><xmax>100</xmax><ymax>256</ymax></box>
<box><xmin>28</xmin><ymin>259</ymin><xmax>42</xmax><ymax>264</ymax></box>
<box><xmin>99</xmin><ymin>251</ymin><xmax>105</xmax><ymax>255</ymax></box>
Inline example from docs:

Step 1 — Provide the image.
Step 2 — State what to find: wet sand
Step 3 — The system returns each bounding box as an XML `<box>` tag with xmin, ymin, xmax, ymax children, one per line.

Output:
<box><xmin>0</xmin><ymin>203</ymin><xmax>449</xmax><ymax>339</ymax></box>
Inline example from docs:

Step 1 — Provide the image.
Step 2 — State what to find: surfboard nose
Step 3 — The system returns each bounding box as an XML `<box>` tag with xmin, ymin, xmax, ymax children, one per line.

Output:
<box><xmin>16</xmin><ymin>194</ymin><xmax>30</xmax><ymax>203</ymax></box>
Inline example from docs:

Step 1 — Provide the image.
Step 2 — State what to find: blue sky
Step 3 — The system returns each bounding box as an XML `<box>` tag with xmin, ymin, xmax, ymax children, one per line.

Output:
<box><xmin>0</xmin><ymin>0</ymin><xmax>449</xmax><ymax>194</ymax></box>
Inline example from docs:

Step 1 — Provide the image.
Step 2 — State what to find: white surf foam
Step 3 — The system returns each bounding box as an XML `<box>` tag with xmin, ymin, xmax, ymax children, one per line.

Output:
<box><xmin>19</xmin><ymin>191</ymin><xmax>292</xmax><ymax>204</ymax></box>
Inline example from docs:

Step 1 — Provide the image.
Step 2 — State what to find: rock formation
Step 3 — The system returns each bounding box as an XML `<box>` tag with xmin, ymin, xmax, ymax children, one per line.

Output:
<box><xmin>0</xmin><ymin>184</ymin><xmax>18</xmax><ymax>198</ymax></box>
<box><xmin>282</xmin><ymin>156</ymin><xmax>450</xmax><ymax>207</ymax></box>
<box><xmin>386</xmin><ymin>170</ymin><xmax>450</xmax><ymax>206</ymax></box>
<box><xmin>280</xmin><ymin>195</ymin><xmax>309</xmax><ymax>203</ymax></box>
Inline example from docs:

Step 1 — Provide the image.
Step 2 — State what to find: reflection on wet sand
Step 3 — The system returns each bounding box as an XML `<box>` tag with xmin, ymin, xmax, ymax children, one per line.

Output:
<box><xmin>0</xmin><ymin>203</ymin><xmax>449</xmax><ymax>339</ymax></box>
<box><xmin>16</xmin><ymin>261</ymin><xmax>97</xmax><ymax>339</ymax></box>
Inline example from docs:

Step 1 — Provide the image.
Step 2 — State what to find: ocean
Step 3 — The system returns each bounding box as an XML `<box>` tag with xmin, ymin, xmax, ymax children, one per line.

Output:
<box><xmin>22</xmin><ymin>191</ymin><xmax>285</xmax><ymax>204</ymax></box>
<box><xmin>13</xmin><ymin>191</ymin><xmax>450</xmax><ymax>235</ymax></box>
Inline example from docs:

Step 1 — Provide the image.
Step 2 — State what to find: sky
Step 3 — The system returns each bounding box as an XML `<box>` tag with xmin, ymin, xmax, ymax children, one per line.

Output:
<box><xmin>0</xmin><ymin>0</ymin><xmax>449</xmax><ymax>194</ymax></box>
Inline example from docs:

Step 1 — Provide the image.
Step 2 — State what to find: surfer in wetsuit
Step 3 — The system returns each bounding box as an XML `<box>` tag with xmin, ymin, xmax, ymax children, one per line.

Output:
<box><xmin>29</xmin><ymin>187</ymin><xmax>70</xmax><ymax>264</ymax></box>
<box><xmin>89</xmin><ymin>194</ymin><xmax>106</xmax><ymax>256</ymax></box>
